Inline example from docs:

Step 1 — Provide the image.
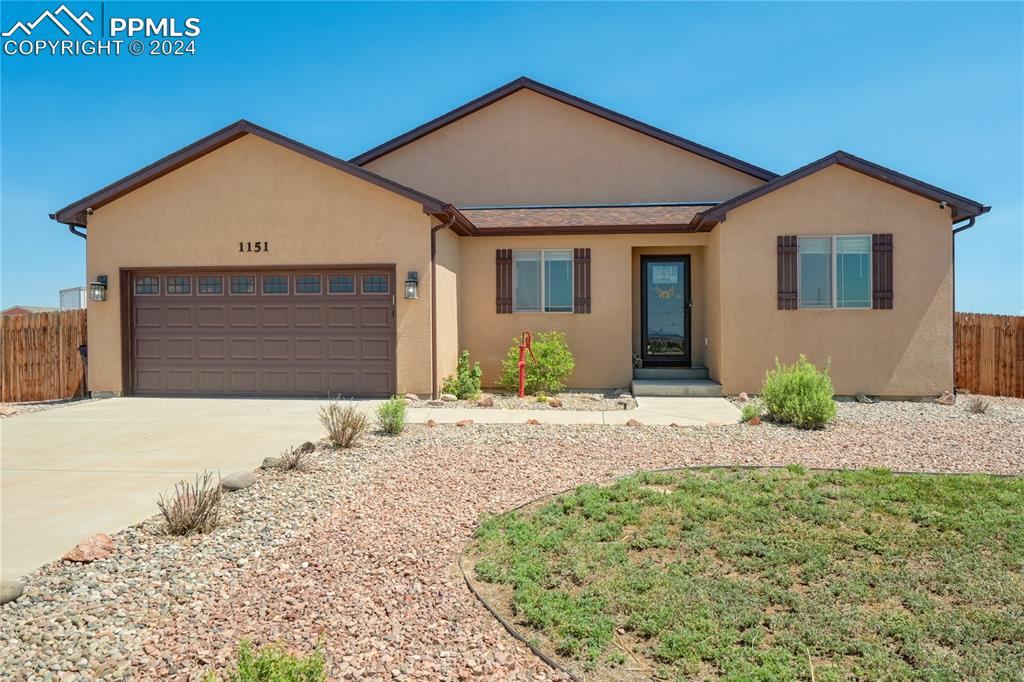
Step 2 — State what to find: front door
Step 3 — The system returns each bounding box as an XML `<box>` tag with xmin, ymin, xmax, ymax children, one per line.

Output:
<box><xmin>641</xmin><ymin>256</ymin><xmax>691</xmax><ymax>366</ymax></box>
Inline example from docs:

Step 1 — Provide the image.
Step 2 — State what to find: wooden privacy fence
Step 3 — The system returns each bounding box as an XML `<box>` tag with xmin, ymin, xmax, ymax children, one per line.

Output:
<box><xmin>955</xmin><ymin>312</ymin><xmax>1024</xmax><ymax>398</ymax></box>
<box><xmin>0</xmin><ymin>309</ymin><xmax>87</xmax><ymax>402</ymax></box>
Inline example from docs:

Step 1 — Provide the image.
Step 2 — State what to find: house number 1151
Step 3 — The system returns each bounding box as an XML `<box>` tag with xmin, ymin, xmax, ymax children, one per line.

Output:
<box><xmin>239</xmin><ymin>241</ymin><xmax>269</xmax><ymax>253</ymax></box>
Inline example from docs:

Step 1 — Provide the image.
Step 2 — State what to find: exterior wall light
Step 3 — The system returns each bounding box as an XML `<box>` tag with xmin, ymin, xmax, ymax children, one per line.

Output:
<box><xmin>404</xmin><ymin>271</ymin><xmax>419</xmax><ymax>299</ymax></box>
<box><xmin>88</xmin><ymin>275</ymin><xmax>108</xmax><ymax>302</ymax></box>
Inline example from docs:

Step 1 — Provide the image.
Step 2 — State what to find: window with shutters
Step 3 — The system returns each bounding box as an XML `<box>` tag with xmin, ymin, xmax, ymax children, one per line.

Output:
<box><xmin>797</xmin><ymin>236</ymin><xmax>872</xmax><ymax>309</ymax></box>
<box><xmin>513</xmin><ymin>250</ymin><xmax>573</xmax><ymax>313</ymax></box>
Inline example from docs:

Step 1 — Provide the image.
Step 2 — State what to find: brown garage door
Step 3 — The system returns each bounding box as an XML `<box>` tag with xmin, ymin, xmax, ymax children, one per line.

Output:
<box><xmin>129</xmin><ymin>268</ymin><xmax>396</xmax><ymax>397</ymax></box>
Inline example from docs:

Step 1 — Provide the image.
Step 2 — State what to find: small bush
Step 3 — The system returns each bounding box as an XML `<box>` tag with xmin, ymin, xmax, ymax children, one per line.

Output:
<box><xmin>276</xmin><ymin>446</ymin><xmax>311</xmax><ymax>473</ymax></box>
<box><xmin>318</xmin><ymin>401</ymin><xmax>368</xmax><ymax>449</ymax></box>
<box><xmin>969</xmin><ymin>397</ymin><xmax>991</xmax><ymax>414</ymax></box>
<box><xmin>499</xmin><ymin>332</ymin><xmax>576</xmax><ymax>395</ymax></box>
<box><xmin>204</xmin><ymin>640</ymin><xmax>325</xmax><ymax>682</ymax></box>
<box><xmin>376</xmin><ymin>396</ymin><xmax>406</xmax><ymax>435</ymax></box>
<box><xmin>740</xmin><ymin>399</ymin><xmax>763</xmax><ymax>423</ymax></box>
<box><xmin>442</xmin><ymin>350</ymin><xmax>483</xmax><ymax>400</ymax></box>
<box><xmin>760</xmin><ymin>355</ymin><xmax>836</xmax><ymax>429</ymax></box>
<box><xmin>158</xmin><ymin>471</ymin><xmax>223</xmax><ymax>536</ymax></box>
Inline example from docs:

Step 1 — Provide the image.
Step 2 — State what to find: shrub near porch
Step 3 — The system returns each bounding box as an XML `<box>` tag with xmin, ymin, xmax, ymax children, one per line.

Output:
<box><xmin>467</xmin><ymin>467</ymin><xmax>1024</xmax><ymax>681</ymax></box>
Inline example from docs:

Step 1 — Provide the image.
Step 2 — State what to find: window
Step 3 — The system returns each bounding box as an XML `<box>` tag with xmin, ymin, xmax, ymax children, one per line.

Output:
<box><xmin>798</xmin><ymin>236</ymin><xmax>871</xmax><ymax>309</ymax></box>
<box><xmin>262</xmin><ymin>275</ymin><xmax>288</xmax><ymax>294</ymax></box>
<box><xmin>198</xmin><ymin>276</ymin><xmax>223</xmax><ymax>295</ymax></box>
<box><xmin>295</xmin><ymin>275</ymin><xmax>321</xmax><ymax>294</ymax></box>
<box><xmin>230</xmin><ymin>275</ymin><xmax>255</xmax><ymax>294</ymax></box>
<box><xmin>514</xmin><ymin>250</ymin><xmax>574</xmax><ymax>313</ymax></box>
<box><xmin>362</xmin><ymin>274</ymin><xmax>388</xmax><ymax>293</ymax></box>
<box><xmin>166</xmin><ymin>276</ymin><xmax>191</xmax><ymax>295</ymax></box>
<box><xmin>329</xmin><ymin>274</ymin><xmax>354</xmax><ymax>293</ymax></box>
<box><xmin>135</xmin><ymin>276</ymin><xmax>159</xmax><ymax>295</ymax></box>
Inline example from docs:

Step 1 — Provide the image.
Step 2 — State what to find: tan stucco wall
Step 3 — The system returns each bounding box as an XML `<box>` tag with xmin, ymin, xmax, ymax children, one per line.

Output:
<box><xmin>717</xmin><ymin>165</ymin><xmax>954</xmax><ymax>396</ymax></box>
<box><xmin>457</xmin><ymin>234</ymin><xmax>712</xmax><ymax>390</ymax></box>
<box><xmin>85</xmin><ymin>134</ymin><xmax>438</xmax><ymax>396</ymax></box>
<box><xmin>434</xmin><ymin>227</ymin><xmax>461</xmax><ymax>390</ymax></box>
<box><xmin>363</xmin><ymin>89</ymin><xmax>764</xmax><ymax>207</ymax></box>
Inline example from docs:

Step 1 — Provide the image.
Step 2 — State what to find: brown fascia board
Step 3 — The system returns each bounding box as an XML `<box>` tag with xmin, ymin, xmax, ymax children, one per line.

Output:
<box><xmin>349</xmin><ymin>77</ymin><xmax>778</xmax><ymax>182</ymax></box>
<box><xmin>694</xmin><ymin>151</ymin><xmax>991</xmax><ymax>229</ymax></box>
<box><xmin>472</xmin><ymin>223</ymin><xmax>703</xmax><ymax>237</ymax></box>
<box><xmin>49</xmin><ymin>120</ymin><xmax>455</xmax><ymax>227</ymax></box>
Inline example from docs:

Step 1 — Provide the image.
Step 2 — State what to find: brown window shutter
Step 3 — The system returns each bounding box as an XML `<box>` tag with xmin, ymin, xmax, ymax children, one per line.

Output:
<box><xmin>573</xmin><ymin>248</ymin><xmax>591</xmax><ymax>314</ymax></box>
<box><xmin>496</xmin><ymin>249</ymin><xmax>512</xmax><ymax>314</ymax></box>
<box><xmin>777</xmin><ymin>236</ymin><xmax>798</xmax><ymax>310</ymax></box>
<box><xmin>872</xmin><ymin>233</ymin><xmax>893</xmax><ymax>309</ymax></box>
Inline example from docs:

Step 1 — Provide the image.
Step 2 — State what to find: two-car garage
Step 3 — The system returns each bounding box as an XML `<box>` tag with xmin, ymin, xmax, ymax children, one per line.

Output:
<box><xmin>128</xmin><ymin>267</ymin><xmax>397</xmax><ymax>397</ymax></box>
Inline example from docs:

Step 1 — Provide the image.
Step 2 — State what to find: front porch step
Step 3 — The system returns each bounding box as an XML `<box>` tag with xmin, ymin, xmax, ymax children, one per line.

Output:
<box><xmin>633</xmin><ymin>367</ymin><xmax>709</xmax><ymax>380</ymax></box>
<box><xmin>631</xmin><ymin>378</ymin><xmax>723</xmax><ymax>397</ymax></box>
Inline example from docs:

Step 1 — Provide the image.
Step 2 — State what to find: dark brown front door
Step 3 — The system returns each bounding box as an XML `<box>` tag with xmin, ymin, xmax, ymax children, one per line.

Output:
<box><xmin>640</xmin><ymin>256</ymin><xmax>691</xmax><ymax>367</ymax></box>
<box><xmin>129</xmin><ymin>267</ymin><xmax>396</xmax><ymax>397</ymax></box>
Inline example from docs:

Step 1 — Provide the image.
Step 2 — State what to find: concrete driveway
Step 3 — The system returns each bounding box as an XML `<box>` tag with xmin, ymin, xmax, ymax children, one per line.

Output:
<box><xmin>0</xmin><ymin>397</ymin><xmax>377</xmax><ymax>580</ymax></box>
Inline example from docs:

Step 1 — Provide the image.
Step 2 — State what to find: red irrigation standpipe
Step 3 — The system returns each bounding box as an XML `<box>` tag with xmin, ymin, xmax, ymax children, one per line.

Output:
<box><xmin>518</xmin><ymin>331</ymin><xmax>536</xmax><ymax>398</ymax></box>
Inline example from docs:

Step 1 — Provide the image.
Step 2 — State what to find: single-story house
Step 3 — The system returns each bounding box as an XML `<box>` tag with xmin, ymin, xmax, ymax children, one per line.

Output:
<box><xmin>50</xmin><ymin>77</ymin><xmax>989</xmax><ymax>399</ymax></box>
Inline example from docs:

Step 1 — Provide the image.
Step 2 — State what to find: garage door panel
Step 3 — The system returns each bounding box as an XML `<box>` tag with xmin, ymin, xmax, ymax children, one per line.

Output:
<box><xmin>132</xmin><ymin>269</ymin><xmax>395</xmax><ymax>397</ymax></box>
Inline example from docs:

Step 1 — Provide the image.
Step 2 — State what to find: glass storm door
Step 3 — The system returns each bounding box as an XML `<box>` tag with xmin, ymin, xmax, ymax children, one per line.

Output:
<box><xmin>641</xmin><ymin>256</ymin><xmax>691</xmax><ymax>366</ymax></box>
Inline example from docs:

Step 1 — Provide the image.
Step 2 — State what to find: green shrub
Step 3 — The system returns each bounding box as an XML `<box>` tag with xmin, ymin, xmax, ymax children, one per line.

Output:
<box><xmin>204</xmin><ymin>640</ymin><xmax>325</xmax><ymax>681</ymax></box>
<box><xmin>376</xmin><ymin>396</ymin><xmax>406</xmax><ymax>435</ymax></box>
<box><xmin>499</xmin><ymin>332</ymin><xmax>575</xmax><ymax>395</ymax></box>
<box><xmin>442</xmin><ymin>350</ymin><xmax>483</xmax><ymax>399</ymax></box>
<box><xmin>740</xmin><ymin>399</ymin><xmax>763</xmax><ymax>423</ymax></box>
<box><xmin>760</xmin><ymin>355</ymin><xmax>836</xmax><ymax>429</ymax></box>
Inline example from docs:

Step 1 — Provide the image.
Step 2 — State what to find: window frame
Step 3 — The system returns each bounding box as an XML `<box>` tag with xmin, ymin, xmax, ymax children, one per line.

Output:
<box><xmin>197</xmin><ymin>275</ymin><xmax>224</xmax><ymax>296</ymax></box>
<box><xmin>228</xmin><ymin>274</ymin><xmax>256</xmax><ymax>296</ymax></box>
<box><xmin>261</xmin><ymin>274</ymin><xmax>290</xmax><ymax>296</ymax></box>
<box><xmin>164</xmin><ymin>275</ymin><xmax>192</xmax><ymax>296</ymax></box>
<box><xmin>361</xmin><ymin>273</ymin><xmax>390</xmax><ymax>295</ymax></box>
<box><xmin>327</xmin><ymin>273</ymin><xmax>355</xmax><ymax>295</ymax></box>
<box><xmin>512</xmin><ymin>249</ymin><xmax>575</xmax><ymax>314</ymax></box>
<box><xmin>134</xmin><ymin>275</ymin><xmax>160</xmax><ymax>296</ymax></box>
<box><xmin>294</xmin><ymin>274</ymin><xmax>323</xmax><ymax>295</ymax></box>
<box><xmin>797</xmin><ymin>235</ymin><xmax>872</xmax><ymax>310</ymax></box>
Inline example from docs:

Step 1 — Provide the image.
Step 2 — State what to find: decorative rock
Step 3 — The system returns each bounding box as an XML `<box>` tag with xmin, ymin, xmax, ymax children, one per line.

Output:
<box><xmin>221</xmin><ymin>471</ymin><xmax>256</xmax><ymax>491</ymax></box>
<box><xmin>617</xmin><ymin>398</ymin><xmax>632</xmax><ymax>409</ymax></box>
<box><xmin>0</xmin><ymin>405</ymin><xmax>17</xmax><ymax>416</ymax></box>
<box><xmin>476</xmin><ymin>396</ymin><xmax>494</xmax><ymax>408</ymax></box>
<box><xmin>0</xmin><ymin>580</ymin><xmax>24</xmax><ymax>604</ymax></box>
<box><xmin>738</xmin><ymin>392</ymin><xmax>749</xmax><ymax>402</ymax></box>
<box><xmin>440</xmin><ymin>393</ymin><xmax>458</xmax><ymax>402</ymax></box>
<box><xmin>547</xmin><ymin>398</ymin><xmax>563</xmax><ymax>408</ymax></box>
<box><xmin>261</xmin><ymin>456</ymin><xmax>281</xmax><ymax>469</ymax></box>
<box><xmin>296</xmin><ymin>441</ymin><xmax>316</xmax><ymax>454</ymax></box>
<box><xmin>625</xmin><ymin>419</ymin><xmax>643</xmax><ymax>427</ymax></box>
<box><xmin>856</xmin><ymin>393</ymin><xmax>874</xmax><ymax>404</ymax></box>
<box><xmin>425</xmin><ymin>419</ymin><xmax>437</xmax><ymax>428</ymax></box>
<box><xmin>404</xmin><ymin>393</ymin><xmax>419</xmax><ymax>401</ymax></box>
<box><xmin>455</xmin><ymin>419</ymin><xmax>473</xmax><ymax>427</ymax></box>
<box><xmin>526</xmin><ymin>419</ymin><xmax>541</xmax><ymax>425</ymax></box>
<box><xmin>427</xmin><ymin>400</ymin><xmax>444</xmax><ymax>407</ymax></box>
<box><xmin>618</xmin><ymin>393</ymin><xmax>632</xmax><ymax>401</ymax></box>
<box><xmin>62</xmin><ymin>533</ymin><xmax>114</xmax><ymax>563</ymax></box>
<box><xmin>748</xmin><ymin>416</ymin><xmax>762</xmax><ymax>426</ymax></box>
<box><xmin>935</xmin><ymin>391</ymin><xmax>956</xmax><ymax>406</ymax></box>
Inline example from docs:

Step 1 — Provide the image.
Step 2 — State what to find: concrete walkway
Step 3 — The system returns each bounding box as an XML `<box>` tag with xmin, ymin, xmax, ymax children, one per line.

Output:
<box><xmin>407</xmin><ymin>396</ymin><xmax>740</xmax><ymax>426</ymax></box>
<box><xmin>0</xmin><ymin>395</ymin><xmax>736</xmax><ymax>580</ymax></box>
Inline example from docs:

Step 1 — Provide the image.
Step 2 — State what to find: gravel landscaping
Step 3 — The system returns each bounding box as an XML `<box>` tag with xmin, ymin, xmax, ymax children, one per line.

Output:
<box><xmin>412</xmin><ymin>389</ymin><xmax>635</xmax><ymax>411</ymax></box>
<box><xmin>0</xmin><ymin>396</ymin><xmax>104</xmax><ymax>419</ymax></box>
<box><xmin>1</xmin><ymin>398</ymin><xmax>1021</xmax><ymax>680</ymax></box>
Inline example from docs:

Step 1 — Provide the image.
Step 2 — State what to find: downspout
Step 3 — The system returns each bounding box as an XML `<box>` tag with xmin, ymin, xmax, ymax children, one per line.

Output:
<box><xmin>951</xmin><ymin>216</ymin><xmax>976</xmax><ymax>396</ymax></box>
<box><xmin>430</xmin><ymin>213</ymin><xmax>458</xmax><ymax>399</ymax></box>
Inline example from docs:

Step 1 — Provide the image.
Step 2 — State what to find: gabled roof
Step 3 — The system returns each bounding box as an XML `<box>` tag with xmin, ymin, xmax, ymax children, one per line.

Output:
<box><xmin>50</xmin><ymin>120</ymin><xmax>461</xmax><ymax>228</ymax></box>
<box><xmin>694</xmin><ymin>150</ymin><xmax>990</xmax><ymax>229</ymax></box>
<box><xmin>349</xmin><ymin>77</ymin><xmax>778</xmax><ymax>181</ymax></box>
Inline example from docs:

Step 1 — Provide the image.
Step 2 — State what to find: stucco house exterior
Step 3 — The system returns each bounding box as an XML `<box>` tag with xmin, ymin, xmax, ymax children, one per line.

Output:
<box><xmin>50</xmin><ymin>77</ymin><xmax>989</xmax><ymax>399</ymax></box>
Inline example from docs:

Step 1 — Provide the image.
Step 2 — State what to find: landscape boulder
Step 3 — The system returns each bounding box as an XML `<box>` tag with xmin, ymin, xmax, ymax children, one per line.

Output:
<box><xmin>748</xmin><ymin>416</ymin><xmax>762</xmax><ymax>426</ymax></box>
<box><xmin>526</xmin><ymin>418</ymin><xmax>541</xmax><ymax>425</ymax></box>
<box><xmin>296</xmin><ymin>441</ymin><xmax>316</xmax><ymax>454</ymax></box>
<box><xmin>476</xmin><ymin>396</ymin><xmax>494</xmax><ymax>408</ymax></box>
<box><xmin>425</xmin><ymin>419</ymin><xmax>437</xmax><ymax>428</ymax></box>
<box><xmin>261</xmin><ymin>456</ymin><xmax>281</xmax><ymax>469</ymax></box>
<box><xmin>935</xmin><ymin>391</ymin><xmax>956</xmax><ymax>406</ymax></box>
<box><xmin>0</xmin><ymin>580</ymin><xmax>24</xmax><ymax>605</ymax></box>
<box><xmin>0</xmin><ymin>405</ymin><xmax>17</xmax><ymax>417</ymax></box>
<box><xmin>456</xmin><ymin>419</ymin><xmax>474</xmax><ymax>427</ymax></box>
<box><xmin>547</xmin><ymin>398</ymin><xmax>563</xmax><ymax>408</ymax></box>
<box><xmin>221</xmin><ymin>471</ymin><xmax>256</xmax><ymax>491</ymax></box>
<box><xmin>856</xmin><ymin>393</ymin><xmax>874</xmax><ymax>404</ymax></box>
<box><xmin>62</xmin><ymin>533</ymin><xmax>114</xmax><ymax>563</ymax></box>
<box><xmin>626</xmin><ymin>419</ymin><xmax>643</xmax><ymax>427</ymax></box>
<box><xmin>440</xmin><ymin>393</ymin><xmax>458</xmax><ymax>402</ymax></box>
<box><xmin>404</xmin><ymin>393</ymin><xmax>419</xmax><ymax>401</ymax></box>
<box><xmin>737</xmin><ymin>392</ymin><xmax>749</xmax><ymax>402</ymax></box>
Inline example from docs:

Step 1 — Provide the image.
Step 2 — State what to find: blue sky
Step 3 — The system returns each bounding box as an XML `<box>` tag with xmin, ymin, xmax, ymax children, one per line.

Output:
<box><xmin>2</xmin><ymin>1</ymin><xmax>1021</xmax><ymax>313</ymax></box>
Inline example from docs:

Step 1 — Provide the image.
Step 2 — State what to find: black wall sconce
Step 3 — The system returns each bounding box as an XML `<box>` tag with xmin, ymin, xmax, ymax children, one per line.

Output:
<box><xmin>404</xmin><ymin>271</ymin><xmax>419</xmax><ymax>299</ymax></box>
<box><xmin>88</xmin><ymin>275</ymin><xmax>108</xmax><ymax>302</ymax></box>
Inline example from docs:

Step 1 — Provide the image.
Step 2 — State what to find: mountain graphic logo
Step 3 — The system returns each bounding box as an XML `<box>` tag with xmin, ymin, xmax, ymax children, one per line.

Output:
<box><xmin>2</xmin><ymin>4</ymin><xmax>95</xmax><ymax>37</ymax></box>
